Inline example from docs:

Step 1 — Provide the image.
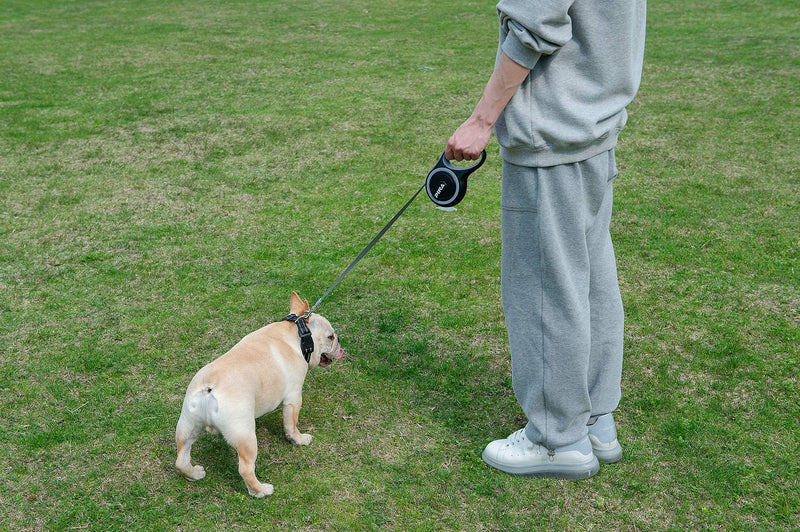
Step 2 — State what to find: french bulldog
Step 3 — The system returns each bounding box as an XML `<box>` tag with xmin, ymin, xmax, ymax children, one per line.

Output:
<box><xmin>175</xmin><ymin>292</ymin><xmax>343</xmax><ymax>497</ymax></box>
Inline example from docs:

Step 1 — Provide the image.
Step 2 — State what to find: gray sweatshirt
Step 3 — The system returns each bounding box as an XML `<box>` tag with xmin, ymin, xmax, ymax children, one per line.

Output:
<box><xmin>494</xmin><ymin>0</ymin><xmax>647</xmax><ymax>167</ymax></box>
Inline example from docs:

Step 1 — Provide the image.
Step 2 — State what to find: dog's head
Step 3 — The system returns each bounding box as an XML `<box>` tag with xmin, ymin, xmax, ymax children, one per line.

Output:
<box><xmin>290</xmin><ymin>291</ymin><xmax>344</xmax><ymax>368</ymax></box>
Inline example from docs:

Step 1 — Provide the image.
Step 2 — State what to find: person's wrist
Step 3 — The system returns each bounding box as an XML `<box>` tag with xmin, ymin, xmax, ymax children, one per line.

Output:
<box><xmin>469</xmin><ymin>111</ymin><xmax>495</xmax><ymax>133</ymax></box>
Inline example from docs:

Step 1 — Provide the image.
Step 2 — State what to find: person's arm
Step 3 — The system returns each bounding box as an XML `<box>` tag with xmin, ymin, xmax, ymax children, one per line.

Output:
<box><xmin>445</xmin><ymin>52</ymin><xmax>531</xmax><ymax>161</ymax></box>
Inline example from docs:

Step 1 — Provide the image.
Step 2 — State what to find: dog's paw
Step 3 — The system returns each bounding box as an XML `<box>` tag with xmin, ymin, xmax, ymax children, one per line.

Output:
<box><xmin>248</xmin><ymin>483</ymin><xmax>274</xmax><ymax>498</ymax></box>
<box><xmin>183</xmin><ymin>466</ymin><xmax>206</xmax><ymax>482</ymax></box>
<box><xmin>289</xmin><ymin>433</ymin><xmax>313</xmax><ymax>446</ymax></box>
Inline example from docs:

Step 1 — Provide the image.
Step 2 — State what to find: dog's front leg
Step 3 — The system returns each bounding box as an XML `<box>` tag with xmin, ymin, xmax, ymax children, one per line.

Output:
<box><xmin>282</xmin><ymin>394</ymin><xmax>312</xmax><ymax>445</ymax></box>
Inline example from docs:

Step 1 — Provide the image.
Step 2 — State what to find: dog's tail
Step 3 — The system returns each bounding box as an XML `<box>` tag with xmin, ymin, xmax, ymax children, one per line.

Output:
<box><xmin>201</xmin><ymin>385</ymin><xmax>220</xmax><ymax>433</ymax></box>
<box><xmin>184</xmin><ymin>384</ymin><xmax>220</xmax><ymax>434</ymax></box>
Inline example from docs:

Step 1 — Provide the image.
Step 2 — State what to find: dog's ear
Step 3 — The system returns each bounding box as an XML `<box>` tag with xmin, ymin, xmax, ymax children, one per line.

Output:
<box><xmin>290</xmin><ymin>291</ymin><xmax>305</xmax><ymax>315</ymax></box>
<box><xmin>289</xmin><ymin>291</ymin><xmax>303</xmax><ymax>316</ymax></box>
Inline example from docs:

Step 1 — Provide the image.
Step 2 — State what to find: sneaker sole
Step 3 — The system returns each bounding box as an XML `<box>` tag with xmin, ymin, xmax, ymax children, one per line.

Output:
<box><xmin>481</xmin><ymin>451</ymin><xmax>600</xmax><ymax>480</ymax></box>
<box><xmin>591</xmin><ymin>440</ymin><xmax>623</xmax><ymax>464</ymax></box>
<box><xmin>593</xmin><ymin>446</ymin><xmax>622</xmax><ymax>464</ymax></box>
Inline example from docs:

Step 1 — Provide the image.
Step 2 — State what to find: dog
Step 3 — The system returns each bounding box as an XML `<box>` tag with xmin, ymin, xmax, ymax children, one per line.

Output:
<box><xmin>175</xmin><ymin>292</ymin><xmax>343</xmax><ymax>497</ymax></box>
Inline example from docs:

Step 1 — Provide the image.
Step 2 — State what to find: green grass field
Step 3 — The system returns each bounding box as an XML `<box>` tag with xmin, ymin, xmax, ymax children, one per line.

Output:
<box><xmin>1</xmin><ymin>0</ymin><xmax>798</xmax><ymax>529</ymax></box>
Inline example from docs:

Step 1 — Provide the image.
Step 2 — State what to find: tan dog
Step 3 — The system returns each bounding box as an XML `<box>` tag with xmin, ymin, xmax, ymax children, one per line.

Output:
<box><xmin>175</xmin><ymin>292</ymin><xmax>343</xmax><ymax>497</ymax></box>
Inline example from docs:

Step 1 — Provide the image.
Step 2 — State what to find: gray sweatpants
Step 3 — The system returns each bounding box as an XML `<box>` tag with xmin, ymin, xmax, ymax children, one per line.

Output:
<box><xmin>501</xmin><ymin>149</ymin><xmax>624</xmax><ymax>449</ymax></box>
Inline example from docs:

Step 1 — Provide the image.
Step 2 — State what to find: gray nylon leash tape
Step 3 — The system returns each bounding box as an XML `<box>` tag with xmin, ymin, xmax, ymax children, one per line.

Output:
<box><xmin>309</xmin><ymin>183</ymin><xmax>426</xmax><ymax>314</ymax></box>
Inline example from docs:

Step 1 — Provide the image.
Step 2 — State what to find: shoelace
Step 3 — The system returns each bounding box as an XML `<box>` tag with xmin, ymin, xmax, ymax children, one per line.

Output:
<box><xmin>506</xmin><ymin>429</ymin><xmax>527</xmax><ymax>445</ymax></box>
<box><xmin>506</xmin><ymin>429</ymin><xmax>539</xmax><ymax>451</ymax></box>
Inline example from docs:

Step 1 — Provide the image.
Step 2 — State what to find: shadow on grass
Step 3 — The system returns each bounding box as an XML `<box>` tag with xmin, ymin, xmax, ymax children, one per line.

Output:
<box><xmin>344</xmin><ymin>297</ymin><xmax>519</xmax><ymax>443</ymax></box>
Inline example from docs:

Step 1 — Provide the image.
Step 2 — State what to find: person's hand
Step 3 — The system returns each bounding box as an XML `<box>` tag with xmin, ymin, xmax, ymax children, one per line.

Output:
<box><xmin>445</xmin><ymin>115</ymin><xmax>492</xmax><ymax>161</ymax></box>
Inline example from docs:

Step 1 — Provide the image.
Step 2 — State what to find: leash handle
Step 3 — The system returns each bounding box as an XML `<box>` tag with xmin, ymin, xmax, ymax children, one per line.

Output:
<box><xmin>438</xmin><ymin>150</ymin><xmax>487</xmax><ymax>174</ymax></box>
<box><xmin>309</xmin><ymin>183</ymin><xmax>426</xmax><ymax>313</ymax></box>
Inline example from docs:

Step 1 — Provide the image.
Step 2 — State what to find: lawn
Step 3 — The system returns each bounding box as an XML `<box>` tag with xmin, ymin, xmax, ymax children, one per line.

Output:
<box><xmin>1</xmin><ymin>0</ymin><xmax>798</xmax><ymax>530</ymax></box>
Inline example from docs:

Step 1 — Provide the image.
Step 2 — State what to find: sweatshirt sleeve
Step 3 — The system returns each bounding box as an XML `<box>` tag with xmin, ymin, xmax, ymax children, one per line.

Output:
<box><xmin>496</xmin><ymin>0</ymin><xmax>576</xmax><ymax>69</ymax></box>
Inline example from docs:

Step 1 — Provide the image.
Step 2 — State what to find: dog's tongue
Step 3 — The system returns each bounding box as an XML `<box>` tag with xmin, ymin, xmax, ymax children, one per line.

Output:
<box><xmin>334</xmin><ymin>348</ymin><xmax>344</xmax><ymax>360</ymax></box>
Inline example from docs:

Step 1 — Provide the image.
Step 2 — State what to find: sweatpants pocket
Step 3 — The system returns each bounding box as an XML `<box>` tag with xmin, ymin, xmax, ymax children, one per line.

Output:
<box><xmin>501</xmin><ymin>161</ymin><xmax>539</xmax><ymax>212</ymax></box>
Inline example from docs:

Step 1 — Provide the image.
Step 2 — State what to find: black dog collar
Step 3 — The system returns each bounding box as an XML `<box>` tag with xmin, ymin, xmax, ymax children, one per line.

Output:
<box><xmin>283</xmin><ymin>314</ymin><xmax>314</xmax><ymax>363</ymax></box>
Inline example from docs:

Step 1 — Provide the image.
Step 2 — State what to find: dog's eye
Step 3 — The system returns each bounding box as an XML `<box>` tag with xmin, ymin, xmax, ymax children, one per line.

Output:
<box><xmin>328</xmin><ymin>334</ymin><xmax>335</xmax><ymax>341</ymax></box>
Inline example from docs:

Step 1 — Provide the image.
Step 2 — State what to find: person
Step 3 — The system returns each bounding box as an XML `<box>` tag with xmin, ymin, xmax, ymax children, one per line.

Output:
<box><xmin>445</xmin><ymin>0</ymin><xmax>646</xmax><ymax>479</ymax></box>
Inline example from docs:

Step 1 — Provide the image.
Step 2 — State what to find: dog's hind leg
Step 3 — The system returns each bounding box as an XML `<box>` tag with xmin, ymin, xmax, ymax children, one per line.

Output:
<box><xmin>233</xmin><ymin>430</ymin><xmax>274</xmax><ymax>498</ymax></box>
<box><xmin>175</xmin><ymin>412</ymin><xmax>207</xmax><ymax>481</ymax></box>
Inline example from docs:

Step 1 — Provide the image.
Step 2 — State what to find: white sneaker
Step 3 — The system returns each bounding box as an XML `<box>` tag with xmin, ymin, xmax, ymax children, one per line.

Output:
<box><xmin>587</xmin><ymin>413</ymin><xmax>623</xmax><ymax>464</ymax></box>
<box><xmin>482</xmin><ymin>429</ymin><xmax>599</xmax><ymax>480</ymax></box>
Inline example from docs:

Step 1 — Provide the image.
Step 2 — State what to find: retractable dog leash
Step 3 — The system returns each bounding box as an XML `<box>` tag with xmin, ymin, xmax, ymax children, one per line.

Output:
<box><xmin>425</xmin><ymin>150</ymin><xmax>487</xmax><ymax>208</ymax></box>
<box><xmin>304</xmin><ymin>150</ymin><xmax>487</xmax><ymax>317</ymax></box>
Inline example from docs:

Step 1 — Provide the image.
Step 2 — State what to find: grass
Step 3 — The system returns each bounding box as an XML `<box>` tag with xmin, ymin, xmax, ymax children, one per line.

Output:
<box><xmin>1</xmin><ymin>0</ymin><xmax>798</xmax><ymax>529</ymax></box>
